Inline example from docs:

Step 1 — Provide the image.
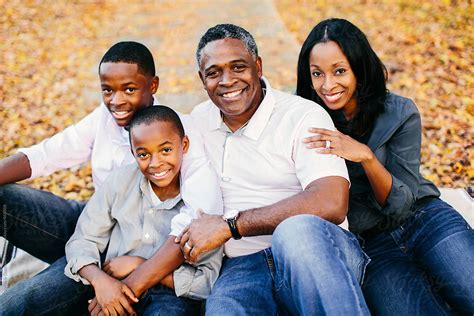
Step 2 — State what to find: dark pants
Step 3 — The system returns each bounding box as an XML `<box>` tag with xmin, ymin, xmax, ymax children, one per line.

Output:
<box><xmin>0</xmin><ymin>184</ymin><xmax>85</xmax><ymax>264</ymax></box>
<box><xmin>0</xmin><ymin>257</ymin><xmax>202</xmax><ymax>316</ymax></box>
<box><xmin>361</xmin><ymin>198</ymin><xmax>474</xmax><ymax>315</ymax></box>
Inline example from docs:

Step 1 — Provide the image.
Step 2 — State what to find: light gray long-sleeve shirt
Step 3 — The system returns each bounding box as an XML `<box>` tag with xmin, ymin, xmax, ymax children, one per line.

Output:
<box><xmin>64</xmin><ymin>163</ymin><xmax>222</xmax><ymax>300</ymax></box>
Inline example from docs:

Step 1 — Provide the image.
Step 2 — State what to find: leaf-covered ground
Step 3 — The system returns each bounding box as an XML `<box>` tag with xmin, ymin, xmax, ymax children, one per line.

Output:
<box><xmin>1</xmin><ymin>1</ymin><xmax>471</xmax><ymax>202</ymax></box>
<box><xmin>275</xmin><ymin>0</ymin><xmax>473</xmax><ymax>187</ymax></box>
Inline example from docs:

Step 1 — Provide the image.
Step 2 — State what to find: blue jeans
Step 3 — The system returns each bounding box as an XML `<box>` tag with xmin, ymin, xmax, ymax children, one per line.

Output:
<box><xmin>0</xmin><ymin>184</ymin><xmax>85</xmax><ymax>264</ymax></box>
<box><xmin>361</xmin><ymin>198</ymin><xmax>474</xmax><ymax>315</ymax></box>
<box><xmin>0</xmin><ymin>257</ymin><xmax>202</xmax><ymax>316</ymax></box>
<box><xmin>206</xmin><ymin>214</ymin><xmax>370</xmax><ymax>315</ymax></box>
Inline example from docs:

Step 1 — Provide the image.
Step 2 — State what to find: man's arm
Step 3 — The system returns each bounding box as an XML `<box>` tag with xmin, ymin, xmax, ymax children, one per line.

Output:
<box><xmin>179</xmin><ymin>176</ymin><xmax>349</xmax><ymax>263</ymax></box>
<box><xmin>0</xmin><ymin>152</ymin><xmax>31</xmax><ymax>185</ymax></box>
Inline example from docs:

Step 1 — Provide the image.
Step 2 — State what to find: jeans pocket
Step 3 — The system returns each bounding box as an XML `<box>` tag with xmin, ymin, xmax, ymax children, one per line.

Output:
<box><xmin>357</xmin><ymin>250</ymin><xmax>371</xmax><ymax>286</ymax></box>
<box><xmin>344</xmin><ymin>230</ymin><xmax>371</xmax><ymax>286</ymax></box>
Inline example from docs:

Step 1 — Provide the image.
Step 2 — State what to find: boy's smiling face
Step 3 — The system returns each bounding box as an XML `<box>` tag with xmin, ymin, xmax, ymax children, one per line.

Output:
<box><xmin>130</xmin><ymin>120</ymin><xmax>189</xmax><ymax>201</ymax></box>
<box><xmin>99</xmin><ymin>62</ymin><xmax>159</xmax><ymax>127</ymax></box>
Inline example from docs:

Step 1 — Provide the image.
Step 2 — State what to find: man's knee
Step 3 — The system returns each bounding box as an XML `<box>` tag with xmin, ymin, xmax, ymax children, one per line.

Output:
<box><xmin>272</xmin><ymin>214</ymin><xmax>332</xmax><ymax>254</ymax></box>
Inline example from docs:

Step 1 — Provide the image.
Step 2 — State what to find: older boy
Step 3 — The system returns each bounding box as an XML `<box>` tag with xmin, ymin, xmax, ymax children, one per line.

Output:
<box><xmin>0</xmin><ymin>42</ymin><xmax>222</xmax><ymax>266</ymax></box>
<box><xmin>0</xmin><ymin>106</ymin><xmax>222</xmax><ymax>315</ymax></box>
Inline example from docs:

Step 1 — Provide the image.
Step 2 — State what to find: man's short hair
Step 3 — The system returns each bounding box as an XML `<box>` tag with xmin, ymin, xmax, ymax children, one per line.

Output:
<box><xmin>196</xmin><ymin>24</ymin><xmax>258</xmax><ymax>65</ymax></box>
<box><xmin>129</xmin><ymin>106</ymin><xmax>185</xmax><ymax>140</ymax></box>
<box><xmin>100</xmin><ymin>41</ymin><xmax>155</xmax><ymax>77</ymax></box>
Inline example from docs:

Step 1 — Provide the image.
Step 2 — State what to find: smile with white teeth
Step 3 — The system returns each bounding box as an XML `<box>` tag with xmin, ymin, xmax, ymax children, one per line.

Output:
<box><xmin>112</xmin><ymin>110</ymin><xmax>131</xmax><ymax>119</ymax></box>
<box><xmin>324</xmin><ymin>91</ymin><xmax>344</xmax><ymax>102</ymax></box>
<box><xmin>222</xmin><ymin>89</ymin><xmax>243</xmax><ymax>98</ymax></box>
<box><xmin>152</xmin><ymin>170</ymin><xmax>170</xmax><ymax>178</ymax></box>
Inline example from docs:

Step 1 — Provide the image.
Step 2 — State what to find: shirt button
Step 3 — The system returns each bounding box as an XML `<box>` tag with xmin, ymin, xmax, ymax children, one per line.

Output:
<box><xmin>221</xmin><ymin>176</ymin><xmax>232</xmax><ymax>182</ymax></box>
<box><xmin>149</xmin><ymin>209</ymin><xmax>153</xmax><ymax>214</ymax></box>
<box><xmin>145</xmin><ymin>233</ymin><xmax>150</xmax><ymax>239</ymax></box>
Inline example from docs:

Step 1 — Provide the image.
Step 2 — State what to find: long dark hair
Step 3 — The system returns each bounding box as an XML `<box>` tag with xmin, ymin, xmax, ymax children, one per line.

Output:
<box><xmin>296</xmin><ymin>18</ymin><xmax>387</xmax><ymax>139</ymax></box>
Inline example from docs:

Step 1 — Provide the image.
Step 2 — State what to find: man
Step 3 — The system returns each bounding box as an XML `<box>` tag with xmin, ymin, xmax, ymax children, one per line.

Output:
<box><xmin>176</xmin><ymin>24</ymin><xmax>370</xmax><ymax>315</ymax></box>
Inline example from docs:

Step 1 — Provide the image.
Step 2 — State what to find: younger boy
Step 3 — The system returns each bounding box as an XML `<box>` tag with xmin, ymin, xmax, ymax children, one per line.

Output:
<box><xmin>0</xmin><ymin>41</ymin><xmax>221</xmax><ymax>269</ymax></box>
<box><xmin>0</xmin><ymin>106</ymin><xmax>222</xmax><ymax>315</ymax></box>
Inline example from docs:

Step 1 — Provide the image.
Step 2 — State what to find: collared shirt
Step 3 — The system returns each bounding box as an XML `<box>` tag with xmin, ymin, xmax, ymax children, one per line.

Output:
<box><xmin>64</xmin><ymin>163</ymin><xmax>222</xmax><ymax>300</ymax></box>
<box><xmin>190</xmin><ymin>77</ymin><xmax>349</xmax><ymax>257</ymax></box>
<box><xmin>18</xmin><ymin>99</ymin><xmax>223</xmax><ymax>233</ymax></box>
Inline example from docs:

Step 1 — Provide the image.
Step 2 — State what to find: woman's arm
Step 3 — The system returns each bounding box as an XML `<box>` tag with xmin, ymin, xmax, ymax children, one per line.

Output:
<box><xmin>304</xmin><ymin>128</ymin><xmax>392</xmax><ymax>206</ymax></box>
<box><xmin>304</xmin><ymin>100</ymin><xmax>422</xmax><ymax>217</ymax></box>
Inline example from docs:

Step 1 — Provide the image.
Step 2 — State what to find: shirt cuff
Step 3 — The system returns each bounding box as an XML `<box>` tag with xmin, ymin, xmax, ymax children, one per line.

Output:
<box><xmin>17</xmin><ymin>147</ymin><xmax>41</xmax><ymax>179</ymax></box>
<box><xmin>64</xmin><ymin>257</ymin><xmax>100</xmax><ymax>285</ymax></box>
<box><xmin>169</xmin><ymin>212</ymin><xmax>194</xmax><ymax>237</ymax></box>
<box><xmin>173</xmin><ymin>264</ymin><xmax>196</xmax><ymax>298</ymax></box>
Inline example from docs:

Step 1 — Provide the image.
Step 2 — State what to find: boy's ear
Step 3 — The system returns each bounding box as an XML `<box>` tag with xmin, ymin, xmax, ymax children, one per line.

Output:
<box><xmin>182</xmin><ymin>135</ymin><xmax>190</xmax><ymax>154</ymax></box>
<box><xmin>151</xmin><ymin>76</ymin><xmax>160</xmax><ymax>94</ymax></box>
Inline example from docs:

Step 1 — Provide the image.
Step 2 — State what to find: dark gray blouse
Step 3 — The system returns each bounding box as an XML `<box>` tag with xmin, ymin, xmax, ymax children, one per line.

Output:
<box><xmin>346</xmin><ymin>93</ymin><xmax>440</xmax><ymax>234</ymax></box>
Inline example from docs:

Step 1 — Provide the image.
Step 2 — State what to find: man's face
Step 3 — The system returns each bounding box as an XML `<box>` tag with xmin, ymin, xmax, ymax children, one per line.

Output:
<box><xmin>99</xmin><ymin>62</ymin><xmax>159</xmax><ymax>127</ymax></box>
<box><xmin>131</xmin><ymin>120</ymin><xmax>189</xmax><ymax>200</ymax></box>
<box><xmin>198</xmin><ymin>38</ymin><xmax>263</xmax><ymax>123</ymax></box>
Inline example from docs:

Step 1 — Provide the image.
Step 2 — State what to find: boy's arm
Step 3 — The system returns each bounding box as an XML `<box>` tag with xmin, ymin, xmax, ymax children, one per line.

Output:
<box><xmin>122</xmin><ymin>236</ymin><xmax>184</xmax><ymax>297</ymax></box>
<box><xmin>0</xmin><ymin>152</ymin><xmax>31</xmax><ymax>185</ymax></box>
<box><xmin>64</xmin><ymin>176</ymin><xmax>116</xmax><ymax>283</ymax></box>
<box><xmin>16</xmin><ymin>105</ymin><xmax>101</xmax><ymax>180</ymax></box>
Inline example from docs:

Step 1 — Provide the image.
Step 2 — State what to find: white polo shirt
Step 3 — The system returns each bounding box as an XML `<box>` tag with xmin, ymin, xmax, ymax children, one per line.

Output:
<box><xmin>191</xmin><ymin>78</ymin><xmax>349</xmax><ymax>257</ymax></box>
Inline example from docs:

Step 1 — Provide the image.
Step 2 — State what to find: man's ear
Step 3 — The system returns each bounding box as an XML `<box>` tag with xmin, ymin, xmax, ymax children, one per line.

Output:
<box><xmin>198</xmin><ymin>71</ymin><xmax>206</xmax><ymax>89</ymax></box>
<box><xmin>255</xmin><ymin>56</ymin><xmax>263</xmax><ymax>78</ymax></box>
<box><xmin>182</xmin><ymin>135</ymin><xmax>190</xmax><ymax>154</ymax></box>
<box><xmin>151</xmin><ymin>76</ymin><xmax>160</xmax><ymax>94</ymax></box>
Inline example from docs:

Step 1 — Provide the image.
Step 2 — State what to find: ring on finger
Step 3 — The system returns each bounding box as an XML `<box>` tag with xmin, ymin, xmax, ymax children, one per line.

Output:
<box><xmin>325</xmin><ymin>140</ymin><xmax>331</xmax><ymax>149</ymax></box>
<box><xmin>184</xmin><ymin>242</ymin><xmax>192</xmax><ymax>251</ymax></box>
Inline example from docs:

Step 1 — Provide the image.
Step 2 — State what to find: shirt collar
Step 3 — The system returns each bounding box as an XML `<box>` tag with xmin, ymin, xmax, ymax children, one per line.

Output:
<box><xmin>208</xmin><ymin>77</ymin><xmax>275</xmax><ymax>141</ymax></box>
<box><xmin>139</xmin><ymin>173</ymin><xmax>182</xmax><ymax>210</ymax></box>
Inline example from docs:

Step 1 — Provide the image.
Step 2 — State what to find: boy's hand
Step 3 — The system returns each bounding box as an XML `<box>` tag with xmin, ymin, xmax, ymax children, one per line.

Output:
<box><xmin>103</xmin><ymin>256</ymin><xmax>146</xmax><ymax>280</ymax></box>
<box><xmin>90</xmin><ymin>273</ymin><xmax>138</xmax><ymax>316</ymax></box>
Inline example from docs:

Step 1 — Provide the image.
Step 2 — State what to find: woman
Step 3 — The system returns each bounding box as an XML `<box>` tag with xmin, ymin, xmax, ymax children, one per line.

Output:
<box><xmin>297</xmin><ymin>18</ymin><xmax>473</xmax><ymax>315</ymax></box>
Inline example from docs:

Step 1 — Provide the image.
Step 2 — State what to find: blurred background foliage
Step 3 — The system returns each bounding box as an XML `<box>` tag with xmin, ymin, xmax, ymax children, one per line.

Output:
<box><xmin>1</xmin><ymin>0</ymin><xmax>472</xmax><ymax>201</ymax></box>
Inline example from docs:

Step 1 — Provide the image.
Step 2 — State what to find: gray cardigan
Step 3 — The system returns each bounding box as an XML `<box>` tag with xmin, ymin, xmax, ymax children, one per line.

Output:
<box><xmin>347</xmin><ymin>93</ymin><xmax>440</xmax><ymax>234</ymax></box>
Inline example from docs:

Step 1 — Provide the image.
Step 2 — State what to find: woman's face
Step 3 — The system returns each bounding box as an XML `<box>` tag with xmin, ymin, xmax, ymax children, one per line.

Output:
<box><xmin>309</xmin><ymin>40</ymin><xmax>358</xmax><ymax>119</ymax></box>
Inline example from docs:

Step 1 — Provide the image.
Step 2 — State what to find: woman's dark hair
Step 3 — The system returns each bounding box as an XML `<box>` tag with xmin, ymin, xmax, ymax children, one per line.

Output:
<box><xmin>296</xmin><ymin>18</ymin><xmax>388</xmax><ymax>139</ymax></box>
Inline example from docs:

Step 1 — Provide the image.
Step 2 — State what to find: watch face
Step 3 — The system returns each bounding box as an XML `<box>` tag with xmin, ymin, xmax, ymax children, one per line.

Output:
<box><xmin>224</xmin><ymin>209</ymin><xmax>239</xmax><ymax>219</ymax></box>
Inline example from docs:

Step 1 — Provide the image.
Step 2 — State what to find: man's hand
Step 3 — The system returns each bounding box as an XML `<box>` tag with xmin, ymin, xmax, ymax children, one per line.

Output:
<box><xmin>103</xmin><ymin>256</ymin><xmax>146</xmax><ymax>280</ymax></box>
<box><xmin>90</xmin><ymin>273</ymin><xmax>138</xmax><ymax>316</ymax></box>
<box><xmin>175</xmin><ymin>213</ymin><xmax>231</xmax><ymax>263</ymax></box>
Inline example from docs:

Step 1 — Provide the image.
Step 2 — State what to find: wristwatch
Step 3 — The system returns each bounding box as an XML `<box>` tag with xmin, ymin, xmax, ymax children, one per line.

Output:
<box><xmin>223</xmin><ymin>209</ymin><xmax>242</xmax><ymax>240</ymax></box>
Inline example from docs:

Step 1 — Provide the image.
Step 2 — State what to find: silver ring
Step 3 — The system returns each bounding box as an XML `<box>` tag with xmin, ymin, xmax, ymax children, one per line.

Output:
<box><xmin>184</xmin><ymin>242</ymin><xmax>192</xmax><ymax>251</ymax></box>
<box><xmin>325</xmin><ymin>140</ymin><xmax>331</xmax><ymax>149</ymax></box>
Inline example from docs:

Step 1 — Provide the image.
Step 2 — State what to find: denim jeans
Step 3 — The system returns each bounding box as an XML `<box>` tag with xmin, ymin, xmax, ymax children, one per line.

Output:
<box><xmin>0</xmin><ymin>184</ymin><xmax>86</xmax><ymax>264</ymax></box>
<box><xmin>361</xmin><ymin>198</ymin><xmax>474</xmax><ymax>315</ymax></box>
<box><xmin>206</xmin><ymin>214</ymin><xmax>370</xmax><ymax>315</ymax></box>
<box><xmin>0</xmin><ymin>257</ymin><xmax>202</xmax><ymax>316</ymax></box>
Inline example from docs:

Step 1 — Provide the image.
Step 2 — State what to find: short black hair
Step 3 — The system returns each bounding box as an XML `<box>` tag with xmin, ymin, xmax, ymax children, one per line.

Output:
<box><xmin>196</xmin><ymin>24</ymin><xmax>258</xmax><ymax>65</ymax></box>
<box><xmin>128</xmin><ymin>106</ymin><xmax>185</xmax><ymax>141</ymax></box>
<box><xmin>296</xmin><ymin>18</ymin><xmax>387</xmax><ymax>139</ymax></box>
<box><xmin>99</xmin><ymin>41</ymin><xmax>155</xmax><ymax>77</ymax></box>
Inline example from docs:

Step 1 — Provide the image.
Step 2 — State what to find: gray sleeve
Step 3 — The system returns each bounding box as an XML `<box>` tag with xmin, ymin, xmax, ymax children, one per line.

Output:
<box><xmin>64</xmin><ymin>178</ymin><xmax>116</xmax><ymax>284</ymax></box>
<box><xmin>372</xmin><ymin>100</ymin><xmax>421</xmax><ymax>220</ymax></box>
<box><xmin>173</xmin><ymin>246</ymin><xmax>223</xmax><ymax>300</ymax></box>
